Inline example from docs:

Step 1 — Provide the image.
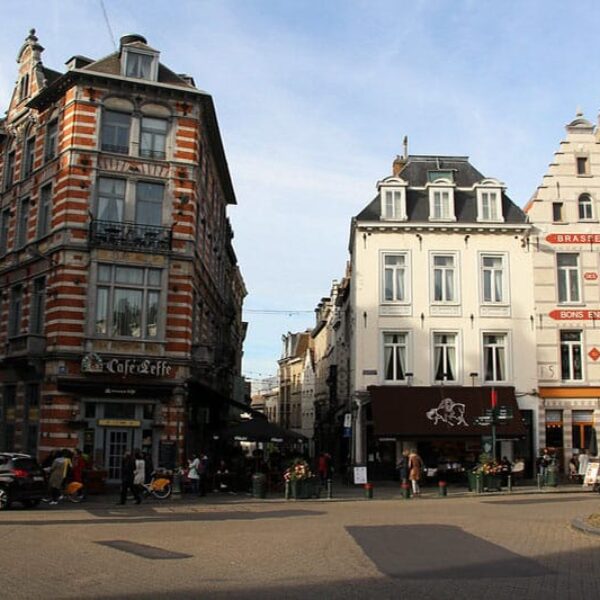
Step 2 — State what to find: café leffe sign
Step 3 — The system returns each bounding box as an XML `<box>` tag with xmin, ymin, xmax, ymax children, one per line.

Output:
<box><xmin>81</xmin><ymin>353</ymin><xmax>172</xmax><ymax>377</ymax></box>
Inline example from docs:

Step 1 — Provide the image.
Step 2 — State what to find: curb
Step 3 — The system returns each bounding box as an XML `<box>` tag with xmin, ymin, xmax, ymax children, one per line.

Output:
<box><xmin>571</xmin><ymin>516</ymin><xmax>600</xmax><ymax>536</ymax></box>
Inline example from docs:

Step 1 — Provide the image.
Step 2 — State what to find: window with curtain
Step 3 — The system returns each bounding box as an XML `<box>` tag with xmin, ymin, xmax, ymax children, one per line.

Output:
<box><xmin>101</xmin><ymin>111</ymin><xmax>131</xmax><ymax>154</ymax></box>
<box><xmin>480</xmin><ymin>191</ymin><xmax>499</xmax><ymax>221</ymax></box>
<box><xmin>433</xmin><ymin>333</ymin><xmax>457</xmax><ymax>382</ymax></box>
<box><xmin>135</xmin><ymin>181</ymin><xmax>163</xmax><ymax>226</ymax></box>
<box><xmin>483</xmin><ymin>333</ymin><xmax>507</xmax><ymax>381</ymax></box>
<box><xmin>382</xmin><ymin>189</ymin><xmax>404</xmax><ymax>219</ymax></box>
<box><xmin>383</xmin><ymin>253</ymin><xmax>407</xmax><ymax>302</ymax></box>
<box><xmin>97</xmin><ymin>178</ymin><xmax>125</xmax><ymax>222</ymax></box>
<box><xmin>578</xmin><ymin>194</ymin><xmax>593</xmax><ymax>220</ymax></box>
<box><xmin>560</xmin><ymin>330</ymin><xmax>583</xmax><ymax>381</ymax></box>
<box><xmin>482</xmin><ymin>255</ymin><xmax>504</xmax><ymax>303</ymax></box>
<box><xmin>140</xmin><ymin>117</ymin><xmax>167</xmax><ymax>159</ymax></box>
<box><xmin>125</xmin><ymin>52</ymin><xmax>153</xmax><ymax>79</ymax></box>
<box><xmin>557</xmin><ymin>253</ymin><xmax>580</xmax><ymax>303</ymax></box>
<box><xmin>94</xmin><ymin>264</ymin><xmax>161</xmax><ymax>339</ymax></box>
<box><xmin>433</xmin><ymin>255</ymin><xmax>456</xmax><ymax>302</ymax></box>
<box><xmin>383</xmin><ymin>333</ymin><xmax>407</xmax><ymax>381</ymax></box>
<box><xmin>432</xmin><ymin>190</ymin><xmax>450</xmax><ymax>219</ymax></box>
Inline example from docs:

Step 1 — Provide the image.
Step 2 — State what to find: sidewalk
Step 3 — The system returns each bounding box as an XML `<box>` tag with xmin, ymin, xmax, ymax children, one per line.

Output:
<box><xmin>81</xmin><ymin>479</ymin><xmax>596</xmax><ymax>507</ymax></box>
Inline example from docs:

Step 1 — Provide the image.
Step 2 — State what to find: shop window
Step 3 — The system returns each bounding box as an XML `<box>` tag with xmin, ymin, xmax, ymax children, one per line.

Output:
<box><xmin>545</xmin><ymin>410</ymin><xmax>563</xmax><ymax>448</ymax></box>
<box><xmin>572</xmin><ymin>410</ymin><xmax>594</xmax><ymax>450</ymax></box>
<box><xmin>84</xmin><ymin>403</ymin><xmax>96</xmax><ymax>419</ymax></box>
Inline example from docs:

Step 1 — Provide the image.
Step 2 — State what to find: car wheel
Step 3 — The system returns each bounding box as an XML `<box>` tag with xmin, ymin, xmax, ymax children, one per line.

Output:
<box><xmin>22</xmin><ymin>499</ymin><xmax>41</xmax><ymax>508</ymax></box>
<box><xmin>0</xmin><ymin>487</ymin><xmax>11</xmax><ymax>510</ymax></box>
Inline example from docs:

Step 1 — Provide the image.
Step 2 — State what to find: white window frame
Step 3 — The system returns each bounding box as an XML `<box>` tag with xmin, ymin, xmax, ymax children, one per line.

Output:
<box><xmin>382</xmin><ymin>331</ymin><xmax>411</xmax><ymax>383</ymax></box>
<box><xmin>476</xmin><ymin>187</ymin><xmax>504</xmax><ymax>222</ymax></box>
<box><xmin>381</xmin><ymin>251</ymin><xmax>411</xmax><ymax>304</ymax></box>
<box><xmin>431</xmin><ymin>331</ymin><xmax>460</xmax><ymax>384</ymax></box>
<box><xmin>557</xmin><ymin>253</ymin><xmax>581</xmax><ymax>304</ymax></box>
<box><xmin>430</xmin><ymin>252</ymin><xmax>460</xmax><ymax>304</ymax></box>
<box><xmin>482</xmin><ymin>331</ymin><xmax>509</xmax><ymax>383</ymax></box>
<box><xmin>479</xmin><ymin>253</ymin><xmax>508</xmax><ymax>305</ymax></box>
<box><xmin>578</xmin><ymin>194</ymin><xmax>594</xmax><ymax>221</ymax></box>
<box><xmin>121</xmin><ymin>48</ymin><xmax>159</xmax><ymax>81</ymax></box>
<box><xmin>428</xmin><ymin>181</ymin><xmax>456</xmax><ymax>221</ymax></box>
<box><xmin>560</xmin><ymin>330</ymin><xmax>584</xmax><ymax>382</ymax></box>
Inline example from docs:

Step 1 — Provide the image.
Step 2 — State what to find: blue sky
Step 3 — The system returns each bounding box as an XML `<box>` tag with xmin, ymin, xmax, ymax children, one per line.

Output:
<box><xmin>2</xmin><ymin>1</ymin><xmax>600</xmax><ymax>382</ymax></box>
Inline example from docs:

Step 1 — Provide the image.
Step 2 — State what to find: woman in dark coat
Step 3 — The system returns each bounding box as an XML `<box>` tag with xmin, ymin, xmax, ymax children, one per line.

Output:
<box><xmin>397</xmin><ymin>449</ymin><xmax>410</xmax><ymax>484</ymax></box>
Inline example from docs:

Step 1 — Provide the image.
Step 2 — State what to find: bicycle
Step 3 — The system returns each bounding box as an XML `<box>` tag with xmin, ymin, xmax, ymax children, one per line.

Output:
<box><xmin>141</xmin><ymin>472</ymin><xmax>172</xmax><ymax>500</ymax></box>
<box><xmin>42</xmin><ymin>481</ymin><xmax>86</xmax><ymax>505</ymax></box>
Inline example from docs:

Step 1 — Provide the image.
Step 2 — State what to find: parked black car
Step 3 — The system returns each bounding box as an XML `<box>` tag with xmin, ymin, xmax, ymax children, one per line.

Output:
<box><xmin>0</xmin><ymin>453</ymin><xmax>47</xmax><ymax>510</ymax></box>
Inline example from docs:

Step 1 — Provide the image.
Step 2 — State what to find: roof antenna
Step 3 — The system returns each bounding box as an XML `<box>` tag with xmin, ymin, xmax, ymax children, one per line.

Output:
<box><xmin>99</xmin><ymin>0</ymin><xmax>117</xmax><ymax>50</ymax></box>
<box><xmin>403</xmin><ymin>135</ymin><xmax>408</xmax><ymax>159</ymax></box>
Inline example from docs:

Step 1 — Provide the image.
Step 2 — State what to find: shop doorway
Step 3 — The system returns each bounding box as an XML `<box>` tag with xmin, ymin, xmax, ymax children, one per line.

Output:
<box><xmin>105</xmin><ymin>428</ymin><xmax>133</xmax><ymax>481</ymax></box>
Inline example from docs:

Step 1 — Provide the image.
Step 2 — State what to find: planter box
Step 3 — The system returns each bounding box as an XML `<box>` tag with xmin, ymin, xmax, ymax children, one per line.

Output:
<box><xmin>484</xmin><ymin>474</ymin><xmax>502</xmax><ymax>491</ymax></box>
<box><xmin>291</xmin><ymin>478</ymin><xmax>320</xmax><ymax>499</ymax></box>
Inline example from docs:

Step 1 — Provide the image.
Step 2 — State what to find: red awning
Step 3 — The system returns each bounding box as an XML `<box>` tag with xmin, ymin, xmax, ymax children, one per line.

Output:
<box><xmin>369</xmin><ymin>386</ymin><xmax>527</xmax><ymax>437</ymax></box>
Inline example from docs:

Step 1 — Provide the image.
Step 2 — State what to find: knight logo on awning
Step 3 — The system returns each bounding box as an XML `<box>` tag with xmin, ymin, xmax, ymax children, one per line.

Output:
<box><xmin>426</xmin><ymin>398</ymin><xmax>469</xmax><ymax>427</ymax></box>
<box><xmin>546</xmin><ymin>233</ymin><xmax>600</xmax><ymax>244</ymax></box>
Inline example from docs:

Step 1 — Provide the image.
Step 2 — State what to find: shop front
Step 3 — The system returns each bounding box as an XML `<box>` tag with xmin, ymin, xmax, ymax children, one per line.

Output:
<box><xmin>57</xmin><ymin>353</ymin><xmax>184</xmax><ymax>483</ymax></box>
<box><xmin>367</xmin><ymin>386</ymin><xmax>529</xmax><ymax>481</ymax></box>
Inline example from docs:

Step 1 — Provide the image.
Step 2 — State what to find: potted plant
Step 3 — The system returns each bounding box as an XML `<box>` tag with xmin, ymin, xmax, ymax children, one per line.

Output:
<box><xmin>283</xmin><ymin>459</ymin><xmax>319</xmax><ymax>499</ymax></box>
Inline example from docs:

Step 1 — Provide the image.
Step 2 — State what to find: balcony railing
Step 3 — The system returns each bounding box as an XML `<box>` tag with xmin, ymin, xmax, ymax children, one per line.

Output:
<box><xmin>140</xmin><ymin>148</ymin><xmax>166</xmax><ymax>160</ymax></box>
<box><xmin>89</xmin><ymin>219</ymin><xmax>172</xmax><ymax>253</ymax></box>
<box><xmin>101</xmin><ymin>143</ymin><xmax>129</xmax><ymax>155</ymax></box>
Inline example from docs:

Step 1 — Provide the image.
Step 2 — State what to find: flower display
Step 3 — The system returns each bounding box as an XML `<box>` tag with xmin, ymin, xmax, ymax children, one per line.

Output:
<box><xmin>472</xmin><ymin>453</ymin><xmax>502</xmax><ymax>475</ymax></box>
<box><xmin>283</xmin><ymin>459</ymin><xmax>313</xmax><ymax>482</ymax></box>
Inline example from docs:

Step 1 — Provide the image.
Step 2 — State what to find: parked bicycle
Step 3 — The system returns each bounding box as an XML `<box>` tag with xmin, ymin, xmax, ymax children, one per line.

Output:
<box><xmin>141</xmin><ymin>471</ymin><xmax>172</xmax><ymax>500</ymax></box>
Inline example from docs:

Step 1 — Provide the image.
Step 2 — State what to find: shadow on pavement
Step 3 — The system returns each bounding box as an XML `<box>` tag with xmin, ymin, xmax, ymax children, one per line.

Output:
<box><xmin>0</xmin><ymin>508</ymin><xmax>325</xmax><ymax>527</ymax></box>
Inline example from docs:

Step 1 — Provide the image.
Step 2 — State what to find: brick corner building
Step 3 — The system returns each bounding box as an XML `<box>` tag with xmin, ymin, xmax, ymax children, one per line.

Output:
<box><xmin>0</xmin><ymin>30</ymin><xmax>246</xmax><ymax>480</ymax></box>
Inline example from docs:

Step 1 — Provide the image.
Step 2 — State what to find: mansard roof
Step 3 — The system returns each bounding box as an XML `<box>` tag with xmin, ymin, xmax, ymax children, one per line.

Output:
<box><xmin>354</xmin><ymin>155</ymin><xmax>527</xmax><ymax>225</ymax></box>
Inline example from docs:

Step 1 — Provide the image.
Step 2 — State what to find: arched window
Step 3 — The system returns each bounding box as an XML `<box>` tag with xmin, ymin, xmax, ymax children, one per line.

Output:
<box><xmin>578</xmin><ymin>194</ymin><xmax>593</xmax><ymax>220</ymax></box>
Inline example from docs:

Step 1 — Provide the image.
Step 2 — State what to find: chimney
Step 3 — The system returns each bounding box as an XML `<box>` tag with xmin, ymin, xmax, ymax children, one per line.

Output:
<box><xmin>392</xmin><ymin>154</ymin><xmax>405</xmax><ymax>176</ymax></box>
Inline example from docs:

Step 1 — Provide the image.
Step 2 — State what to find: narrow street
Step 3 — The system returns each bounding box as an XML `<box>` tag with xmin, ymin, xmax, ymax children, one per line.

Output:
<box><xmin>2</xmin><ymin>492</ymin><xmax>599</xmax><ymax>599</ymax></box>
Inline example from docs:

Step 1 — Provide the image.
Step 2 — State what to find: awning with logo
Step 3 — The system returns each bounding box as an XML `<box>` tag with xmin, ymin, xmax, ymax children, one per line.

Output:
<box><xmin>369</xmin><ymin>386</ymin><xmax>526</xmax><ymax>437</ymax></box>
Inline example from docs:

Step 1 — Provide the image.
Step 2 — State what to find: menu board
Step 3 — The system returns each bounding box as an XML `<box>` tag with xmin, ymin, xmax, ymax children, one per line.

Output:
<box><xmin>583</xmin><ymin>462</ymin><xmax>600</xmax><ymax>486</ymax></box>
<box><xmin>354</xmin><ymin>466</ymin><xmax>368</xmax><ymax>484</ymax></box>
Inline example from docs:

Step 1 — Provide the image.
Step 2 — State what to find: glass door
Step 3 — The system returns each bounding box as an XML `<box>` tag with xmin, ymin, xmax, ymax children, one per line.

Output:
<box><xmin>106</xmin><ymin>428</ymin><xmax>131</xmax><ymax>480</ymax></box>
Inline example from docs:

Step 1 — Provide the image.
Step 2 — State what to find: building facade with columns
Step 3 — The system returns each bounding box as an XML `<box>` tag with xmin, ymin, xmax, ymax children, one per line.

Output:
<box><xmin>349</xmin><ymin>154</ymin><xmax>538</xmax><ymax>479</ymax></box>
<box><xmin>0</xmin><ymin>31</ymin><xmax>245</xmax><ymax>481</ymax></box>
<box><xmin>526</xmin><ymin>112</ymin><xmax>600</xmax><ymax>472</ymax></box>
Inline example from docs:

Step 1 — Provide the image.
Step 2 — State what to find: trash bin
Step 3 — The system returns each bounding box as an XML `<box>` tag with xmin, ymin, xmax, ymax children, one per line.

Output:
<box><xmin>545</xmin><ymin>465</ymin><xmax>558</xmax><ymax>487</ymax></box>
<box><xmin>252</xmin><ymin>473</ymin><xmax>267</xmax><ymax>498</ymax></box>
<box><xmin>438</xmin><ymin>480</ymin><xmax>448</xmax><ymax>497</ymax></box>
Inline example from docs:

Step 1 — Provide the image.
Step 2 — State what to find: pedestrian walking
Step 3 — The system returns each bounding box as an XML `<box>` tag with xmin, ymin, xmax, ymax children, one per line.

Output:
<box><xmin>188</xmin><ymin>454</ymin><xmax>200</xmax><ymax>495</ymax></box>
<box><xmin>408</xmin><ymin>451</ymin><xmax>423</xmax><ymax>496</ymax></box>
<box><xmin>397</xmin><ymin>449</ymin><xmax>410</xmax><ymax>484</ymax></box>
<box><xmin>47</xmin><ymin>449</ymin><xmax>72</xmax><ymax>505</ymax></box>
<box><xmin>133</xmin><ymin>450</ymin><xmax>145</xmax><ymax>502</ymax></box>
<box><xmin>118</xmin><ymin>451</ymin><xmax>141</xmax><ymax>505</ymax></box>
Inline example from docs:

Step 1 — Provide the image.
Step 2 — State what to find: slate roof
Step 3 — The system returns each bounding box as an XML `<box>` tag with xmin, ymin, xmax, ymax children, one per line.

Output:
<box><xmin>355</xmin><ymin>155</ymin><xmax>527</xmax><ymax>225</ymax></box>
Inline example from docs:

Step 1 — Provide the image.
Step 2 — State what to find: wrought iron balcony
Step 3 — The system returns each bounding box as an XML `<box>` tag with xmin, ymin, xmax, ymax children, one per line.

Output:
<box><xmin>89</xmin><ymin>219</ymin><xmax>172</xmax><ymax>253</ymax></box>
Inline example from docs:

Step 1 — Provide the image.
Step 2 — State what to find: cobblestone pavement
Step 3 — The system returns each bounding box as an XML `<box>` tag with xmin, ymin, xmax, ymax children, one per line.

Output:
<box><xmin>1</xmin><ymin>491</ymin><xmax>599</xmax><ymax>599</ymax></box>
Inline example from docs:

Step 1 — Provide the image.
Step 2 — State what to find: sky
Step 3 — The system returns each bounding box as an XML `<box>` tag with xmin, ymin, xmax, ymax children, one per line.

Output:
<box><xmin>2</xmin><ymin>1</ymin><xmax>600</xmax><ymax>383</ymax></box>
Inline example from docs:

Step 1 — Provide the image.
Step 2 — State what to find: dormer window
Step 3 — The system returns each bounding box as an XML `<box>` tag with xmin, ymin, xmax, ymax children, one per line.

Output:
<box><xmin>123</xmin><ymin>50</ymin><xmax>157</xmax><ymax>81</ymax></box>
<box><xmin>378</xmin><ymin>177</ymin><xmax>407</xmax><ymax>221</ymax></box>
<box><xmin>428</xmin><ymin>181</ymin><xmax>455</xmax><ymax>221</ymax></box>
<box><xmin>476</xmin><ymin>180</ymin><xmax>505</xmax><ymax>223</ymax></box>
